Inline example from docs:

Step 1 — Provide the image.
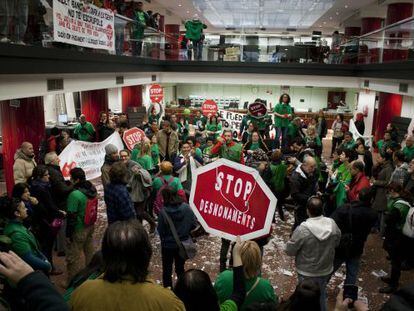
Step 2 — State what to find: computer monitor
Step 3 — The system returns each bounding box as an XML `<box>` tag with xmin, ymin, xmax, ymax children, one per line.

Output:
<box><xmin>58</xmin><ymin>114</ymin><xmax>68</xmax><ymax>124</ymax></box>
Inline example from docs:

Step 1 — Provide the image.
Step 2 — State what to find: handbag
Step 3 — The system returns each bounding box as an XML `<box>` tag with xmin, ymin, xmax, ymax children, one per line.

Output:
<box><xmin>161</xmin><ymin>209</ymin><xmax>197</xmax><ymax>260</ymax></box>
<box><xmin>49</xmin><ymin>218</ymin><xmax>63</xmax><ymax>236</ymax></box>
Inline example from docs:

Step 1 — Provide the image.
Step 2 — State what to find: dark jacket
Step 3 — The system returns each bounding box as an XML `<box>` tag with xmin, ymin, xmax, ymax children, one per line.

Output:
<box><xmin>372</xmin><ymin>161</ymin><xmax>394</xmax><ymax>212</ymax></box>
<box><xmin>354</xmin><ymin>120</ymin><xmax>365</xmax><ymax>135</ymax></box>
<box><xmin>47</xmin><ymin>164</ymin><xmax>73</xmax><ymax>211</ymax></box>
<box><xmin>104</xmin><ymin>183</ymin><xmax>136</xmax><ymax>224</ymax></box>
<box><xmin>96</xmin><ymin>122</ymin><xmax>114</xmax><ymax>142</ymax></box>
<box><xmin>157</xmin><ymin>203</ymin><xmax>197</xmax><ymax>249</ymax></box>
<box><xmin>30</xmin><ymin>179</ymin><xmax>62</xmax><ymax>222</ymax></box>
<box><xmin>362</xmin><ymin>150</ymin><xmax>373</xmax><ymax>178</ymax></box>
<box><xmin>318</xmin><ymin>117</ymin><xmax>328</xmax><ymax>138</ymax></box>
<box><xmin>17</xmin><ymin>271</ymin><xmax>69</xmax><ymax>311</ymax></box>
<box><xmin>289</xmin><ymin>165</ymin><xmax>318</xmax><ymax>210</ymax></box>
<box><xmin>331</xmin><ymin>201</ymin><xmax>377</xmax><ymax>258</ymax></box>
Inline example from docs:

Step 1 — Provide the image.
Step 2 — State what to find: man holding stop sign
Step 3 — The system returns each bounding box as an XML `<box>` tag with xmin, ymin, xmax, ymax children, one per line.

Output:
<box><xmin>190</xmin><ymin>157</ymin><xmax>276</xmax><ymax>271</ymax></box>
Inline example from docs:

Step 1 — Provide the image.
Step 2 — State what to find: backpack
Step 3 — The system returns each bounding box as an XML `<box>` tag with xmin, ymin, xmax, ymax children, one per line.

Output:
<box><xmin>153</xmin><ymin>176</ymin><xmax>174</xmax><ymax>215</ymax></box>
<box><xmin>401</xmin><ymin>201</ymin><xmax>414</xmax><ymax>238</ymax></box>
<box><xmin>84</xmin><ymin>197</ymin><xmax>98</xmax><ymax>226</ymax></box>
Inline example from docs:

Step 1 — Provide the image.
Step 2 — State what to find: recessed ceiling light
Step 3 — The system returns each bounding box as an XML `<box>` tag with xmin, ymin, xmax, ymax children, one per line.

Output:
<box><xmin>178</xmin><ymin>4</ymin><xmax>182</xmax><ymax>7</ymax></box>
<box><xmin>344</xmin><ymin>5</ymin><xmax>348</xmax><ymax>8</ymax></box>
<box><xmin>329</xmin><ymin>16</ymin><xmax>333</xmax><ymax>20</ymax></box>
<box><xmin>336</xmin><ymin>11</ymin><xmax>339</xmax><ymax>15</ymax></box>
<box><xmin>323</xmin><ymin>21</ymin><xmax>326</xmax><ymax>24</ymax></box>
<box><xmin>319</xmin><ymin>25</ymin><xmax>322</xmax><ymax>27</ymax></box>
<box><xmin>186</xmin><ymin>10</ymin><xmax>190</xmax><ymax>13</ymax></box>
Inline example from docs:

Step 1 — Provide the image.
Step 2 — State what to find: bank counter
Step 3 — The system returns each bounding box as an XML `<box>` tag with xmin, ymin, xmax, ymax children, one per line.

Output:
<box><xmin>164</xmin><ymin>107</ymin><xmax>353</xmax><ymax>129</ymax></box>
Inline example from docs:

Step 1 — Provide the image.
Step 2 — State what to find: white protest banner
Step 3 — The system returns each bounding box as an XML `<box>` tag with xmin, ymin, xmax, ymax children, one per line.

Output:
<box><xmin>218</xmin><ymin>110</ymin><xmax>246</xmax><ymax>138</ymax></box>
<box><xmin>53</xmin><ymin>0</ymin><xmax>115</xmax><ymax>51</ymax></box>
<box><xmin>59</xmin><ymin>132</ymin><xmax>124</xmax><ymax>180</ymax></box>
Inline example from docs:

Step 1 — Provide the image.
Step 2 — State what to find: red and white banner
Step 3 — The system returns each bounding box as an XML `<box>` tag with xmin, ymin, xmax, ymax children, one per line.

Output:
<box><xmin>202</xmin><ymin>100</ymin><xmax>218</xmax><ymax>117</ymax></box>
<box><xmin>53</xmin><ymin>0</ymin><xmax>115</xmax><ymax>51</ymax></box>
<box><xmin>123</xmin><ymin>127</ymin><xmax>146</xmax><ymax>151</ymax></box>
<box><xmin>190</xmin><ymin>159</ymin><xmax>277</xmax><ymax>241</ymax></box>
<box><xmin>149</xmin><ymin>84</ymin><xmax>164</xmax><ymax>103</ymax></box>
<box><xmin>59</xmin><ymin>132</ymin><xmax>124</xmax><ymax>180</ymax></box>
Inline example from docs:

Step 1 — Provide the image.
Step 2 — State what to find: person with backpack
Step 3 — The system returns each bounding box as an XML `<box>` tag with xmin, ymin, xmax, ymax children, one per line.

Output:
<box><xmin>157</xmin><ymin>187</ymin><xmax>197</xmax><ymax>288</ymax></box>
<box><xmin>66</xmin><ymin>167</ymin><xmax>98</xmax><ymax>286</ymax></box>
<box><xmin>152</xmin><ymin>161</ymin><xmax>186</xmax><ymax>215</ymax></box>
<box><xmin>330</xmin><ymin>187</ymin><xmax>377</xmax><ymax>286</ymax></box>
<box><xmin>380</xmin><ymin>182</ymin><xmax>413</xmax><ymax>294</ymax></box>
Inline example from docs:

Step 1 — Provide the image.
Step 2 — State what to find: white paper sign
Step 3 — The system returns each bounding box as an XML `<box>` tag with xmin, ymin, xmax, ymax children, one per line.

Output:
<box><xmin>53</xmin><ymin>0</ymin><xmax>115</xmax><ymax>51</ymax></box>
<box><xmin>59</xmin><ymin>132</ymin><xmax>124</xmax><ymax>180</ymax></box>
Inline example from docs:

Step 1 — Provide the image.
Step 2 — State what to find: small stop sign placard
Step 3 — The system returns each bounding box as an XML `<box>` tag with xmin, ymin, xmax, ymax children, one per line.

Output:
<box><xmin>189</xmin><ymin>159</ymin><xmax>277</xmax><ymax>241</ymax></box>
<box><xmin>122</xmin><ymin>127</ymin><xmax>146</xmax><ymax>150</ymax></box>
<box><xmin>202</xmin><ymin>99</ymin><xmax>218</xmax><ymax>117</ymax></box>
<box><xmin>149</xmin><ymin>84</ymin><xmax>164</xmax><ymax>103</ymax></box>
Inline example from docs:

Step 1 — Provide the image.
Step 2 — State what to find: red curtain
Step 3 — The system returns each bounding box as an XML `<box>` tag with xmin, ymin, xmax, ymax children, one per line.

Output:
<box><xmin>0</xmin><ymin>97</ymin><xmax>45</xmax><ymax>194</ymax></box>
<box><xmin>361</xmin><ymin>18</ymin><xmax>384</xmax><ymax>35</ymax></box>
<box><xmin>375</xmin><ymin>92</ymin><xmax>403</xmax><ymax>141</ymax></box>
<box><xmin>165</xmin><ymin>24</ymin><xmax>180</xmax><ymax>60</ymax></box>
<box><xmin>122</xmin><ymin>85</ymin><xmax>142</xmax><ymax>113</ymax></box>
<box><xmin>81</xmin><ymin>89</ymin><xmax>108</xmax><ymax>129</ymax></box>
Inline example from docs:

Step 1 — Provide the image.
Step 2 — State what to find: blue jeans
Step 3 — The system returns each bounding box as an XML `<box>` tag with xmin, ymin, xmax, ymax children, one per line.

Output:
<box><xmin>332</xmin><ymin>256</ymin><xmax>360</xmax><ymax>285</ymax></box>
<box><xmin>298</xmin><ymin>274</ymin><xmax>328</xmax><ymax>311</ymax></box>
<box><xmin>276</xmin><ymin>126</ymin><xmax>289</xmax><ymax>148</ymax></box>
<box><xmin>192</xmin><ymin>39</ymin><xmax>203</xmax><ymax>60</ymax></box>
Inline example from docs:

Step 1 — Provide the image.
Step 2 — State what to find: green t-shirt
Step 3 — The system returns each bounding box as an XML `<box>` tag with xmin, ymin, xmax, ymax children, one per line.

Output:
<box><xmin>287</xmin><ymin>122</ymin><xmax>300</xmax><ymax>139</ymax></box>
<box><xmin>387</xmin><ymin>198</ymin><xmax>411</xmax><ymax>231</ymax></box>
<box><xmin>133</xmin><ymin>11</ymin><xmax>148</xmax><ymax>40</ymax></box>
<box><xmin>74</xmin><ymin>122</ymin><xmax>95</xmax><ymax>142</ymax></box>
<box><xmin>214</xmin><ymin>270</ymin><xmax>277</xmax><ymax>310</ymax></box>
<box><xmin>305</xmin><ymin>136</ymin><xmax>322</xmax><ymax>147</ymax></box>
<box><xmin>152</xmin><ymin>175</ymin><xmax>183</xmax><ymax>194</ymax></box>
<box><xmin>270</xmin><ymin>162</ymin><xmax>288</xmax><ymax>193</ymax></box>
<box><xmin>67</xmin><ymin>190</ymin><xmax>88</xmax><ymax>231</ymax></box>
<box><xmin>195</xmin><ymin>147</ymin><xmax>203</xmax><ymax>158</ymax></box>
<box><xmin>249</xmin><ymin>142</ymin><xmax>261</xmax><ymax>151</ymax></box>
<box><xmin>273</xmin><ymin>103</ymin><xmax>293</xmax><ymax>128</ymax></box>
<box><xmin>137</xmin><ymin>154</ymin><xmax>153</xmax><ymax>171</ymax></box>
<box><xmin>219</xmin><ymin>142</ymin><xmax>243</xmax><ymax>163</ymax></box>
<box><xmin>403</xmin><ymin>145</ymin><xmax>414</xmax><ymax>161</ymax></box>
<box><xmin>131</xmin><ymin>146</ymin><xmax>141</xmax><ymax>163</ymax></box>
<box><xmin>341</xmin><ymin>139</ymin><xmax>355</xmax><ymax>150</ymax></box>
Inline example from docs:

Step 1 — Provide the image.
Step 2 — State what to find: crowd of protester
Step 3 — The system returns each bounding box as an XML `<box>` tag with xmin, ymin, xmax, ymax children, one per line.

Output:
<box><xmin>0</xmin><ymin>94</ymin><xmax>414</xmax><ymax>310</ymax></box>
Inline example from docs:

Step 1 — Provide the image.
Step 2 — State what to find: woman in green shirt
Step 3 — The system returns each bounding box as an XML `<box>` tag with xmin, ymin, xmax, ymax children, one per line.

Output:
<box><xmin>243</xmin><ymin>131</ymin><xmax>269</xmax><ymax>156</ymax></box>
<box><xmin>274</xmin><ymin>93</ymin><xmax>293</xmax><ymax>148</ymax></box>
<box><xmin>305</xmin><ymin>125</ymin><xmax>322</xmax><ymax>157</ymax></box>
<box><xmin>330</xmin><ymin>149</ymin><xmax>354</xmax><ymax>212</ymax></box>
<box><xmin>137</xmin><ymin>142</ymin><xmax>154</xmax><ymax>172</ymax></box>
<box><xmin>206</xmin><ymin>116</ymin><xmax>222</xmax><ymax>140</ymax></box>
<box><xmin>150</xmin><ymin>135</ymin><xmax>160</xmax><ymax>167</ymax></box>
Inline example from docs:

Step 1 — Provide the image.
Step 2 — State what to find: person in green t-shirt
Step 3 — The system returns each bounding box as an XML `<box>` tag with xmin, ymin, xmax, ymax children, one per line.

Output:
<box><xmin>66</xmin><ymin>168</ymin><xmax>98</xmax><ymax>285</ymax></box>
<box><xmin>305</xmin><ymin>125</ymin><xmax>322</xmax><ymax>157</ymax></box>
<box><xmin>339</xmin><ymin>131</ymin><xmax>356</xmax><ymax>151</ymax></box>
<box><xmin>376</xmin><ymin>131</ymin><xmax>398</xmax><ymax>155</ymax></box>
<box><xmin>403</xmin><ymin>135</ymin><xmax>414</xmax><ymax>161</ymax></box>
<box><xmin>330</xmin><ymin>149</ymin><xmax>354</xmax><ymax>211</ymax></box>
<box><xmin>243</xmin><ymin>131</ymin><xmax>269</xmax><ymax>157</ymax></box>
<box><xmin>136</xmin><ymin>142</ymin><xmax>154</xmax><ymax>172</ymax></box>
<box><xmin>286</xmin><ymin>118</ymin><xmax>303</xmax><ymax>146</ymax></box>
<box><xmin>131</xmin><ymin>1</ymin><xmax>149</xmax><ymax>57</ymax></box>
<box><xmin>150</xmin><ymin>135</ymin><xmax>160</xmax><ymax>167</ymax></box>
<box><xmin>211</xmin><ymin>130</ymin><xmax>244</xmax><ymax>164</ymax></box>
<box><xmin>74</xmin><ymin>114</ymin><xmax>95</xmax><ymax>142</ymax></box>
<box><xmin>152</xmin><ymin>161</ymin><xmax>184</xmax><ymax>195</ymax></box>
<box><xmin>206</xmin><ymin>116</ymin><xmax>223</xmax><ymax>140</ymax></box>
<box><xmin>214</xmin><ymin>240</ymin><xmax>278</xmax><ymax>310</ymax></box>
<box><xmin>2</xmin><ymin>197</ymin><xmax>51</xmax><ymax>274</ymax></box>
<box><xmin>274</xmin><ymin>94</ymin><xmax>293</xmax><ymax>148</ymax></box>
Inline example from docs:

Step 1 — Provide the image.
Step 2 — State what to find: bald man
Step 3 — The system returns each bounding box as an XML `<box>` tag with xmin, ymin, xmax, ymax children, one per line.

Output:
<box><xmin>289</xmin><ymin>156</ymin><xmax>319</xmax><ymax>231</ymax></box>
<box><xmin>74</xmin><ymin>114</ymin><xmax>95</xmax><ymax>142</ymax></box>
<box><xmin>13</xmin><ymin>141</ymin><xmax>37</xmax><ymax>183</ymax></box>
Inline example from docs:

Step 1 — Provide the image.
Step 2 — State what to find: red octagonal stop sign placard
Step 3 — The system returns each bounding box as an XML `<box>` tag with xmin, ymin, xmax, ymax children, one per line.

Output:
<box><xmin>123</xmin><ymin>127</ymin><xmax>146</xmax><ymax>150</ymax></box>
<box><xmin>201</xmin><ymin>99</ymin><xmax>218</xmax><ymax>117</ymax></box>
<box><xmin>189</xmin><ymin>159</ymin><xmax>277</xmax><ymax>241</ymax></box>
<box><xmin>149</xmin><ymin>84</ymin><xmax>164</xmax><ymax>103</ymax></box>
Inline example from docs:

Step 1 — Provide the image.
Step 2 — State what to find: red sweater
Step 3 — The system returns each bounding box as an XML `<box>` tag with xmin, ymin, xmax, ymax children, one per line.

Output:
<box><xmin>348</xmin><ymin>173</ymin><xmax>370</xmax><ymax>202</ymax></box>
<box><xmin>211</xmin><ymin>140</ymin><xmax>245</xmax><ymax>164</ymax></box>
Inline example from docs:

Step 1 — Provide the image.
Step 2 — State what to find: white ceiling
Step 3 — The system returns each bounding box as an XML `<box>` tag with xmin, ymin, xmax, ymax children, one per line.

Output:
<box><xmin>150</xmin><ymin>0</ymin><xmax>399</xmax><ymax>34</ymax></box>
<box><xmin>191</xmin><ymin>0</ymin><xmax>336</xmax><ymax>29</ymax></box>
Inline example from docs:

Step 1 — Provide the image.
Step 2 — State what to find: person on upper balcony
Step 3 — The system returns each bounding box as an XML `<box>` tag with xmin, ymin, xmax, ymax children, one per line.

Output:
<box><xmin>131</xmin><ymin>1</ymin><xmax>149</xmax><ymax>57</ymax></box>
<box><xmin>0</xmin><ymin>0</ymin><xmax>29</xmax><ymax>45</ymax></box>
<box><xmin>184</xmin><ymin>16</ymin><xmax>207</xmax><ymax>61</ymax></box>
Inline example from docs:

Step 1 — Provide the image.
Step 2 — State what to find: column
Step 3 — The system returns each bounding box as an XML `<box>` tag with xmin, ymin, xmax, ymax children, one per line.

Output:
<box><xmin>344</xmin><ymin>27</ymin><xmax>361</xmax><ymax>37</ymax></box>
<box><xmin>80</xmin><ymin>89</ymin><xmax>108</xmax><ymax>128</ymax></box>
<box><xmin>165</xmin><ymin>24</ymin><xmax>180</xmax><ymax>60</ymax></box>
<box><xmin>359</xmin><ymin>17</ymin><xmax>384</xmax><ymax>64</ymax></box>
<box><xmin>374</xmin><ymin>92</ymin><xmax>403</xmax><ymax>141</ymax></box>
<box><xmin>344</xmin><ymin>27</ymin><xmax>361</xmax><ymax>64</ymax></box>
<box><xmin>122</xmin><ymin>85</ymin><xmax>142</xmax><ymax>113</ymax></box>
<box><xmin>383</xmin><ymin>3</ymin><xmax>413</xmax><ymax>62</ymax></box>
<box><xmin>0</xmin><ymin>97</ymin><xmax>45</xmax><ymax>194</ymax></box>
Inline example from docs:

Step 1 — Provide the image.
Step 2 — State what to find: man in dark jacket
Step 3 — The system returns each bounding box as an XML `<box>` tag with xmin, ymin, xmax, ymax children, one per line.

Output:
<box><xmin>330</xmin><ymin>187</ymin><xmax>377</xmax><ymax>285</ymax></box>
<box><xmin>289</xmin><ymin>156</ymin><xmax>318</xmax><ymax>231</ymax></box>
<box><xmin>45</xmin><ymin>152</ymin><xmax>73</xmax><ymax>256</ymax></box>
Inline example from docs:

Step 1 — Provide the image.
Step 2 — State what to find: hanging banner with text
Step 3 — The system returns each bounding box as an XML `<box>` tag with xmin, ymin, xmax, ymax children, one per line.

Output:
<box><xmin>59</xmin><ymin>132</ymin><xmax>124</xmax><ymax>181</ymax></box>
<box><xmin>53</xmin><ymin>0</ymin><xmax>115</xmax><ymax>51</ymax></box>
